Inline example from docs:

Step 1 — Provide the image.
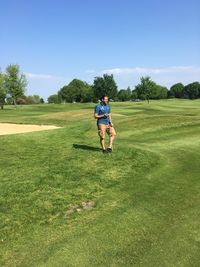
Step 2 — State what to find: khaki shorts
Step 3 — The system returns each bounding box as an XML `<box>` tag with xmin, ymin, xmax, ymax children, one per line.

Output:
<box><xmin>97</xmin><ymin>124</ymin><xmax>117</xmax><ymax>139</ymax></box>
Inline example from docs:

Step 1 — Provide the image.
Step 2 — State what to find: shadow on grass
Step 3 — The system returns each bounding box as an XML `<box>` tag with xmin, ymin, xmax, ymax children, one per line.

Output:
<box><xmin>73</xmin><ymin>144</ymin><xmax>100</xmax><ymax>152</ymax></box>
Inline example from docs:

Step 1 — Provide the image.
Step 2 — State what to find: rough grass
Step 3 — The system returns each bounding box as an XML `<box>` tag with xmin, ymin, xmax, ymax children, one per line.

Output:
<box><xmin>0</xmin><ymin>99</ymin><xmax>200</xmax><ymax>267</ymax></box>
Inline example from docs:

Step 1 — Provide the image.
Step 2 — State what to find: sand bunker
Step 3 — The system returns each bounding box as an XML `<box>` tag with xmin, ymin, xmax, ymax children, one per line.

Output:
<box><xmin>0</xmin><ymin>123</ymin><xmax>61</xmax><ymax>136</ymax></box>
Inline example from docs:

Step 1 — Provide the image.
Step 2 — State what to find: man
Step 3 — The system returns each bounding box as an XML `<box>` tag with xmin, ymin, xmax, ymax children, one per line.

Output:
<box><xmin>94</xmin><ymin>95</ymin><xmax>116</xmax><ymax>153</ymax></box>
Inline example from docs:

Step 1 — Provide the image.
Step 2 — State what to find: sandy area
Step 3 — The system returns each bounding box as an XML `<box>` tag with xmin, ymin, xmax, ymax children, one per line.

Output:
<box><xmin>0</xmin><ymin>123</ymin><xmax>61</xmax><ymax>136</ymax></box>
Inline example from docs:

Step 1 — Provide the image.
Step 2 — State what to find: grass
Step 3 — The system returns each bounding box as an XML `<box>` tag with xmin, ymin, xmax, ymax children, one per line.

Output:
<box><xmin>0</xmin><ymin>99</ymin><xmax>200</xmax><ymax>266</ymax></box>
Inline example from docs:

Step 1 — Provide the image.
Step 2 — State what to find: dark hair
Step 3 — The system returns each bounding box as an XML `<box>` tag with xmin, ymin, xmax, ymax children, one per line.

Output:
<box><xmin>101</xmin><ymin>95</ymin><xmax>108</xmax><ymax>100</ymax></box>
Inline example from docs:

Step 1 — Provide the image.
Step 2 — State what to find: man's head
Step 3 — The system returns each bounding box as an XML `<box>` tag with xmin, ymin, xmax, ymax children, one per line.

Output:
<box><xmin>101</xmin><ymin>95</ymin><xmax>108</xmax><ymax>105</ymax></box>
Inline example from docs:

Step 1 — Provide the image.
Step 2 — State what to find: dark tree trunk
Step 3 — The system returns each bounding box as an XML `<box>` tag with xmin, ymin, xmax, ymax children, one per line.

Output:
<box><xmin>0</xmin><ymin>103</ymin><xmax>4</xmax><ymax>109</ymax></box>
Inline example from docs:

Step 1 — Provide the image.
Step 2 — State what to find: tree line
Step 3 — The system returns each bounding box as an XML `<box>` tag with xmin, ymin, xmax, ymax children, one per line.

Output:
<box><xmin>1</xmin><ymin>64</ymin><xmax>200</xmax><ymax>109</ymax></box>
<box><xmin>48</xmin><ymin>75</ymin><xmax>200</xmax><ymax>104</ymax></box>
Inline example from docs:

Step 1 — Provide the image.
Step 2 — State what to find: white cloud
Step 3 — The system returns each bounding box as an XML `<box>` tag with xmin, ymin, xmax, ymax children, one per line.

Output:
<box><xmin>102</xmin><ymin>66</ymin><xmax>200</xmax><ymax>75</ymax></box>
<box><xmin>85</xmin><ymin>69</ymin><xmax>96</xmax><ymax>74</ymax></box>
<box><xmin>25</xmin><ymin>72</ymin><xmax>60</xmax><ymax>80</ymax></box>
<box><xmin>102</xmin><ymin>67</ymin><xmax>146</xmax><ymax>75</ymax></box>
<box><xmin>101</xmin><ymin>66</ymin><xmax>200</xmax><ymax>89</ymax></box>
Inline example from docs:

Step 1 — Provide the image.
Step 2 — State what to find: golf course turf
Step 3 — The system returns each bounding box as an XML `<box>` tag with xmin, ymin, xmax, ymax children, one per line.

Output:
<box><xmin>0</xmin><ymin>100</ymin><xmax>200</xmax><ymax>266</ymax></box>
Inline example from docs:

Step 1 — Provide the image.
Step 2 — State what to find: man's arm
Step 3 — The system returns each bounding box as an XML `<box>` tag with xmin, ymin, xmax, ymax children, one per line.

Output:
<box><xmin>108</xmin><ymin>114</ymin><xmax>114</xmax><ymax>126</ymax></box>
<box><xmin>94</xmin><ymin>113</ymin><xmax>109</xmax><ymax>119</ymax></box>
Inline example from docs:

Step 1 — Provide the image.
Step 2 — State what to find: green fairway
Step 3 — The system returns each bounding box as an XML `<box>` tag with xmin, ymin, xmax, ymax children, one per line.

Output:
<box><xmin>1</xmin><ymin>100</ymin><xmax>200</xmax><ymax>266</ymax></box>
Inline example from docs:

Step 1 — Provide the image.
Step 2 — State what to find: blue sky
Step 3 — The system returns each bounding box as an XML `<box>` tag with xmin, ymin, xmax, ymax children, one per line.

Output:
<box><xmin>0</xmin><ymin>0</ymin><xmax>199</xmax><ymax>99</ymax></box>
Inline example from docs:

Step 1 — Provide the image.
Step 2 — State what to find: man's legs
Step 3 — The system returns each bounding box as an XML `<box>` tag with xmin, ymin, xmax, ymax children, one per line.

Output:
<box><xmin>107</xmin><ymin>126</ymin><xmax>117</xmax><ymax>150</ymax></box>
<box><xmin>100</xmin><ymin>137</ymin><xmax>106</xmax><ymax>150</ymax></box>
<box><xmin>108</xmin><ymin>135</ymin><xmax>115</xmax><ymax>149</ymax></box>
<box><xmin>98</xmin><ymin>124</ymin><xmax>106</xmax><ymax>151</ymax></box>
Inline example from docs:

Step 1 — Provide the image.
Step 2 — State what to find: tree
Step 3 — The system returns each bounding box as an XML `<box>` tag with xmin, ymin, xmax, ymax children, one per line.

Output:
<box><xmin>32</xmin><ymin>95</ymin><xmax>41</xmax><ymax>104</ymax></box>
<box><xmin>0</xmin><ymin>73</ymin><xmax>6</xmax><ymax>109</ymax></box>
<box><xmin>126</xmin><ymin>86</ymin><xmax>132</xmax><ymax>99</ymax></box>
<box><xmin>151</xmin><ymin>85</ymin><xmax>168</xmax><ymax>99</ymax></box>
<box><xmin>4</xmin><ymin>64</ymin><xmax>27</xmax><ymax>106</ymax></box>
<box><xmin>158</xmin><ymin>85</ymin><xmax>168</xmax><ymax>99</ymax></box>
<box><xmin>40</xmin><ymin>98</ymin><xmax>45</xmax><ymax>104</ymax></box>
<box><xmin>81</xmin><ymin>85</ymin><xmax>94</xmax><ymax>102</ymax></box>
<box><xmin>170</xmin><ymin>83</ymin><xmax>184</xmax><ymax>98</ymax></box>
<box><xmin>59</xmin><ymin>79</ymin><xmax>93</xmax><ymax>103</ymax></box>
<box><xmin>134</xmin><ymin>76</ymin><xmax>155</xmax><ymax>103</ymax></box>
<box><xmin>16</xmin><ymin>97</ymin><xmax>27</xmax><ymax>105</ymax></box>
<box><xmin>184</xmin><ymin>82</ymin><xmax>200</xmax><ymax>99</ymax></box>
<box><xmin>26</xmin><ymin>95</ymin><xmax>41</xmax><ymax>104</ymax></box>
<box><xmin>59</xmin><ymin>85</ymin><xmax>76</xmax><ymax>103</ymax></box>
<box><xmin>47</xmin><ymin>94</ymin><xmax>60</xmax><ymax>104</ymax></box>
<box><xmin>117</xmin><ymin>89</ymin><xmax>130</xmax><ymax>101</ymax></box>
<box><xmin>93</xmin><ymin>74</ymin><xmax>117</xmax><ymax>100</ymax></box>
<box><xmin>134</xmin><ymin>76</ymin><xmax>168</xmax><ymax>102</ymax></box>
<box><xmin>130</xmin><ymin>90</ymin><xmax>138</xmax><ymax>101</ymax></box>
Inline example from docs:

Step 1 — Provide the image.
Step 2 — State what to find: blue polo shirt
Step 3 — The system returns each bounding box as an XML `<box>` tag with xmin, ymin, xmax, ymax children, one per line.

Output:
<box><xmin>95</xmin><ymin>103</ymin><xmax>111</xmax><ymax>125</ymax></box>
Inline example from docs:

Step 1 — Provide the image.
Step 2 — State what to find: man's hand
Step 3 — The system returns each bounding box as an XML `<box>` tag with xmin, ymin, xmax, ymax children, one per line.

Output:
<box><xmin>94</xmin><ymin>113</ymin><xmax>110</xmax><ymax>119</ymax></box>
<box><xmin>104</xmin><ymin>113</ymin><xmax>110</xmax><ymax>117</ymax></box>
<box><xmin>109</xmin><ymin>122</ymin><xmax>114</xmax><ymax>127</ymax></box>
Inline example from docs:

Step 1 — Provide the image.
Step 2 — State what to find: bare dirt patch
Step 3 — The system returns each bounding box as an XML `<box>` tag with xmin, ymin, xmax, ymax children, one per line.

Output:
<box><xmin>64</xmin><ymin>201</ymin><xmax>96</xmax><ymax>217</ymax></box>
<box><xmin>0</xmin><ymin>123</ymin><xmax>61</xmax><ymax>136</ymax></box>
